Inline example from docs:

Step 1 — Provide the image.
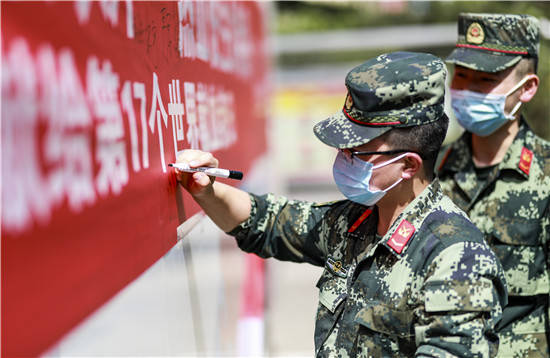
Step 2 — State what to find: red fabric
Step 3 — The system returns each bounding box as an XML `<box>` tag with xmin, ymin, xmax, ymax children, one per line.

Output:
<box><xmin>387</xmin><ymin>219</ymin><xmax>415</xmax><ymax>254</ymax></box>
<box><xmin>1</xmin><ymin>2</ymin><xmax>269</xmax><ymax>356</ymax></box>
<box><xmin>348</xmin><ymin>208</ymin><xmax>372</xmax><ymax>233</ymax></box>
<box><xmin>519</xmin><ymin>147</ymin><xmax>533</xmax><ymax>175</ymax></box>
<box><xmin>240</xmin><ymin>254</ymin><xmax>266</xmax><ymax>318</ymax></box>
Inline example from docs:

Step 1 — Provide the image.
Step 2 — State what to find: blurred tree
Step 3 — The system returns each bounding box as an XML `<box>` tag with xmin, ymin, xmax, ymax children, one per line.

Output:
<box><xmin>275</xmin><ymin>1</ymin><xmax>549</xmax><ymax>33</ymax></box>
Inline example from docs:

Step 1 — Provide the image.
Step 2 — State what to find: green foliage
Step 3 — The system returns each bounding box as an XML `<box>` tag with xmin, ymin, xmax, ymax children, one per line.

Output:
<box><xmin>275</xmin><ymin>1</ymin><xmax>550</xmax><ymax>34</ymax></box>
<box><xmin>276</xmin><ymin>1</ymin><xmax>414</xmax><ymax>34</ymax></box>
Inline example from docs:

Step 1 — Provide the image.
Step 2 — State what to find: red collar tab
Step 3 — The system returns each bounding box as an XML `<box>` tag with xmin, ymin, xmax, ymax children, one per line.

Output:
<box><xmin>518</xmin><ymin>147</ymin><xmax>533</xmax><ymax>175</ymax></box>
<box><xmin>387</xmin><ymin>219</ymin><xmax>415</xmax><ymax>254</ymax></box>
<box><xmin>348</xmin><ymin>209</ymin><xmax>372</xmax><ymax>233</ymax></box>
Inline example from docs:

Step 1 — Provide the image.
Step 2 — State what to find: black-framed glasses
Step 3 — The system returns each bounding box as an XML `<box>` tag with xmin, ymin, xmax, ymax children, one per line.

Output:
<box><xmin>340</xmin><ymin>149</ymin><xmax>422</xmax><ymax>161</ymax></box>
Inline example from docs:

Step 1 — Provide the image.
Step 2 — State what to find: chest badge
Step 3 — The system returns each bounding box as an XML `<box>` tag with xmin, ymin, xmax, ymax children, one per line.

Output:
<box><xmin>387</xmin><ymin>219</ymin><xmax>415</xmax><ymax>254</ymax></box>
<box><xmin>518</xmin><ymin>147</ymin><xmax>533</xmax><ymax>175</ymax></box>
<box><xmin>326</xmin><ymin>257</ymin><xmax>348</xmax><ymax>278</ymax></box>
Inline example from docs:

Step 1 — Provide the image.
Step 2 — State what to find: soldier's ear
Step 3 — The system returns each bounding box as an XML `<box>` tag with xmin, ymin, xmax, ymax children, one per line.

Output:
<box><xmin>401</xmin><ymin>153</ymin><xmax>422</xmax><ymax>180</ymax></box>
<box><xmin>519</xmin><ymin>75</ymin><xmax>539</xmax><ymax>103</ymax></box>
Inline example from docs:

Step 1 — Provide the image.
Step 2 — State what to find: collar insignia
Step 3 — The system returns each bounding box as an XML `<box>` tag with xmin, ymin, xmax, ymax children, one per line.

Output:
<box><xmin>518</xmin><ymin>147</ymin><xmax>533</xmax><ymax>175</ymax></box>
<box><xmin>387</xmin><ymin>219</ymin><xmax>415</xmax><ymax>254</ymax></box>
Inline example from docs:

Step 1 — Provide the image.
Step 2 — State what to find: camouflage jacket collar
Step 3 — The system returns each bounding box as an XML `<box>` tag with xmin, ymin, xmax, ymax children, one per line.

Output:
<box><xmin>441</xmin><ymin>118</ymin><xmax>533</xmax><ymax>180</ymax></box>
<box><xmin>361</xmin><ymin>179</ymin><xmax>444</xmax><ymax>260</ymax></box>
<box><xmin>498</xmin><ymin>120</ymin><xmax>534</xmax><ymax>179</ymax></box>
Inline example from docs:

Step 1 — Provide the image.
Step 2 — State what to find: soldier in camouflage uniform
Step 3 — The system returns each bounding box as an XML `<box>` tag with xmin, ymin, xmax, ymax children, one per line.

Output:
<box><xmin>176</xmin><ymin>52</ymin><xmax>508</xmax><ymax>357</ymax></box>
<box><xmin>438</xmin><ymin>13</ymin><xmax>550</xmax><ymax>358</ymax></box>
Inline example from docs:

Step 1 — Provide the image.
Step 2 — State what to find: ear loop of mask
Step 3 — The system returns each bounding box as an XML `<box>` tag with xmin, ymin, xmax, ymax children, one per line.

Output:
<box><xmin>505</xmin><ymin>75</ymin><xmax>535</xmax><ymax>119</ymax></box>
<box><xmin>372</xmin><ymin>152</ymin><xmax>408</xmax><ymax>170</ymax></box>
<box><xmin>371</xmin><ymin>152</ymin><xmax>409</xmax><ymax>191</ymax></box>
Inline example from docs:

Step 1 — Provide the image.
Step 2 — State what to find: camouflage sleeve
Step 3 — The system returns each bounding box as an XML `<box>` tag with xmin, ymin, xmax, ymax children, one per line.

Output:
<box><xmin>415</xmin><ymin>241</ymin><xmax>507</xmax><ymax>358</ymax></box>
<box><xmin>227</xmin><ymin>193</ymin><xmax>332</xmax><ymax>267</ymax></box>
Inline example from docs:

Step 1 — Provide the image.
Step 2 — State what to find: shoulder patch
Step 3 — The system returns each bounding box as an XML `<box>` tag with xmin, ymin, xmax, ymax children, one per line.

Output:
<box><xmin>518</xmin><ymin>146</ymin><xmax>533</xmax><ymax>175</ymax></box>
<box><xmin>387</xmin><ymin>219</ymin><xmax>415</xmax><ymax>254</ymax></box>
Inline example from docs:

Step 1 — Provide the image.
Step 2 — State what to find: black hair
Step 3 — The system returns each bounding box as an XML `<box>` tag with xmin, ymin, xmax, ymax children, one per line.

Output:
<box><xmin>515</xmin><ymin>57</ymin><xmax>537</xmax><ymax>78</ymax></box>
<box><xmin>382</xmin><ymin>114</ymin><xmax>449</xmax><ymax>179</ymax></box>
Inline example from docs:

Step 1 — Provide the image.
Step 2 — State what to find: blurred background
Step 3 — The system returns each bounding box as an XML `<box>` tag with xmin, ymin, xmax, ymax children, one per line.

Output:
<box><xmin>28</xmin><ymin>1</ymin><xmax>548</xmax><ymax>356</ymax></box>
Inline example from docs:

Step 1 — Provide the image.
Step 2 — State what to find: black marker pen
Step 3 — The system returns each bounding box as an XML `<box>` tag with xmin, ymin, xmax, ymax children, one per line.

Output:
<box><xmin>169</xmin><ymin>163</ymin><xmax>243</xmax><ymax>180</ymax></box>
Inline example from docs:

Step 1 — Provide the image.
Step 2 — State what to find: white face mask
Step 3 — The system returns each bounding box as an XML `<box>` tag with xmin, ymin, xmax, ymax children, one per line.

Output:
<box><xmin>450</xmin><ymin>76</ymin><xmax>532</xmax><ymax>136</ymax></box>
<box><xmin>332</xmin><ymin>151</ymin><xmax>407</xmax><ymax>206</ymax></box>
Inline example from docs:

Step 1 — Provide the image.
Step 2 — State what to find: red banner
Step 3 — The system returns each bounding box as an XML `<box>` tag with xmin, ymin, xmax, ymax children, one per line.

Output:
<box><xmin>1</xmin><ymin>2</ymin><xmax>269</xmax><ymax>356</ymax></box>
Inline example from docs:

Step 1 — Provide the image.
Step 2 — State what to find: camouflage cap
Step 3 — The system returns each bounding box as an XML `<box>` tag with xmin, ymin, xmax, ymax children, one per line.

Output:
<box><xmin>314</xmin><ymin>51</ymin><xmax>446</xmax><ymax>149</ymax></box>
<box><xmin>447</xmin><ymin>13</ymin><xmax>540</xmax><ymax>73</ymax></box>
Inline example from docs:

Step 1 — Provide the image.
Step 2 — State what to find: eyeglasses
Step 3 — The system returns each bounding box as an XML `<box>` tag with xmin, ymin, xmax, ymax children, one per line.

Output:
<box><xmin>340</xmin><ymin>148</ymin><xmax>422</xmax><ymax>162</ymax></box>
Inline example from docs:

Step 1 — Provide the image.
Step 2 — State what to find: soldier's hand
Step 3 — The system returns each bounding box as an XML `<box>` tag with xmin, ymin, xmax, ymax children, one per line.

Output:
<box><xmin>175</xmin><ymin>149</ymin><xmax>219</xmax><ymax>198</ymax></box>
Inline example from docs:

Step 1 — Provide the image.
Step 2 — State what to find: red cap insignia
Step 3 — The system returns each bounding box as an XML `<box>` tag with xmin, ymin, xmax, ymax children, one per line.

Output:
<box><xmin>387</xmin><ymin>219</ymin><xmax>415</xmax><ymax>254</ymax></box>
<box><xmin>518</xmin><ymin>147</ymin><xmax>533</xmax><ymax>175</ymax></box>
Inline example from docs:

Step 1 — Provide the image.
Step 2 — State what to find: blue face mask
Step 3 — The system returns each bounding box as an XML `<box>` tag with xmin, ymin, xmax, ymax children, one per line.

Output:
<box><xmin>450</xmin><ymin>76</ymin><xmax>530</xmax><ymax>136</ymax></box>
<box><xmin>332</xmin><ymin>151</ymin><xmax>406</xmax><ymax>206</ymax></box>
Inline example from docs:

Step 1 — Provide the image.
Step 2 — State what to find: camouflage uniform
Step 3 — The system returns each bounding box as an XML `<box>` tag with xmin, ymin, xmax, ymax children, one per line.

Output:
<box><xmin>228</xmin><ymin>52</ymin><xmax>508</xmax><ymax>357</ymax></box>
<box><xmin>438</xmin><ymin>121</ymin><xmax>550</xmax><ymax>357</ymax></box>
<box><xmin>441</xmin><ymin>13</ymin><xmax>549</xmax><ymax>358</ymax></box>
<box><xmin>229</xmin><ymin>180</ymin><xmax>507</xmax><ymax>357</ymax></box>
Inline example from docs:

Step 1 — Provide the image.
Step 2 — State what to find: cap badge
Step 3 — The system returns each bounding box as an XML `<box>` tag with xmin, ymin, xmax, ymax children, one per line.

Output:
<box><xmin>518</xmin><ymin>147</ymin><xmax>533</xmax><ymax>175</ymax></box>
<box><xmin>344</xmin><ymin>92</ymin><xmax>354</xmax><ymax>112</ymax></box>
<box><xmin>466</xmin><ymin>22</ymin><xmax>485</xmax><ymax>45</ymax></box>
<box><xmin>387</xmin><ymin>219</ymin><xmax>415</xmax><ymax>254</ymax></box>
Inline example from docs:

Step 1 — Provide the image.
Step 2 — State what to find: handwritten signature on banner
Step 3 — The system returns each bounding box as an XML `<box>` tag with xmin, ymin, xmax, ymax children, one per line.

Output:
<box><xmin>74</xmin><ymin>1</ymin><xmax>254</xmax><ymax>77</ymax></box>
<box><xmin>2</xmin><ymin>1</ymin><xmax>259</xmax><ymax>234</ymax></box>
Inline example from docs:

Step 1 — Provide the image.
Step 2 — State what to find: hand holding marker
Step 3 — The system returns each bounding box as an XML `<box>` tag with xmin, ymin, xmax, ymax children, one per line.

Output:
<box><xmin>169</xmin><ymin>163</ymin><xmax>243</xmax><ymax>180</ymax></box>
